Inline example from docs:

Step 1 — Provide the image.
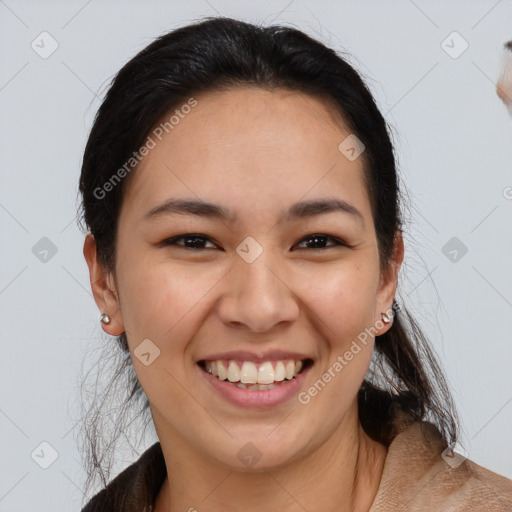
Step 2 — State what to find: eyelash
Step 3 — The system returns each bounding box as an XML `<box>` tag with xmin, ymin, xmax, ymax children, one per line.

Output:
<box><xmin>160</xmin><ymin>233</ymin><xmax>352</xmax><ymax>251</ymax></box>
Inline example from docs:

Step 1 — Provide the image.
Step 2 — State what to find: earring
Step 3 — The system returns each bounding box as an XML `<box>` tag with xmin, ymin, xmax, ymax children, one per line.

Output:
<box><xmin>381</xmin><ymin>312</ymin><xmax>391</xmax><ymax>324</ymax></box>
<box><xmin>100</xmin><ymin>313</ymin><xmax>111</xmax><ymax>325</ymax></box>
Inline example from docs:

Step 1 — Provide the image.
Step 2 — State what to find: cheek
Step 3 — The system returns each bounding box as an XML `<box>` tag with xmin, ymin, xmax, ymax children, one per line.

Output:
<box><xmin>296</xmin><ymin>263</ymin><xmax>378</xmax><ymax>415</ymax></box>
<box><xmin>115</xmin><ymin>259</ymin><xmax>220</xmax><ymax>408</ymax></box>
<box><xmin>300</xmin><ymin>260</ymin><xmax>379</xmax><ymax>345</ymax></box>
<box><xmin>115</xmin><ymin>256</ymin><xmax>226</xmax><ymax>349</ymax></box>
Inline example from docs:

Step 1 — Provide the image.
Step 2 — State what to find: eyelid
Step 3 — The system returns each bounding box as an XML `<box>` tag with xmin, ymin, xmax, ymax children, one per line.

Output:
<box><xmin>160</xmin><ymin>233</ymin><xmax>352</xmax><ymax>250</ymax></box>
<box><xmin>292</xmin><ymin>234</ymin><xmax>352</xmax><ymax>250</ymax></box>
<box><xmin>161</xmin><ymin>234</ymin><xmax>220</xmax><ymax>249</ymax></box>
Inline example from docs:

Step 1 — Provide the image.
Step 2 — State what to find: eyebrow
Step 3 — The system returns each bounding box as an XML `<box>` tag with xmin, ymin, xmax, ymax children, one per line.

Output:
<box><xmin>143</xmin><ymin>197</ymin><xmax>364</xmax><ymax>226</ymax></box>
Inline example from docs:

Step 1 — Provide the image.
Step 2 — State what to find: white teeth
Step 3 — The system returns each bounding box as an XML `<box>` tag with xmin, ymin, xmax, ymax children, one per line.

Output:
<box><xmin>285</xmin><ymin>360</ymin><xmax>295</xmax><ymax>380</ymax></box>
<box><xmin>274</xmin><ymin>361</ymin><xmax>285</xmax><ymax>381</ymax></box>
<box><xmin>235</xmin><ymin>382</ymin><xmax>278</xmax><ymax>391</ymax></box>
<box><xmin>203</xmin><ymin>358</ymin><xmax>306</xmax><ymax>385</ymax></box>
<box><xmin>240</xmin><ymin>361</ymin><xmax>258</xmax><ymax>384</ymax></box>
<box><xmin>216</xmin><ymin>361</ymin><xmax>227</xmax><ymax>380</ymax></box>
<box><xmin>257</xmin><ymin>361</ymin><xmax>275</xmax><ymax>384</ymax></box>
<box><xmin>227</xmin><ymin>361</ymin><xmax>240</xmax><ymax>382</ymax></box>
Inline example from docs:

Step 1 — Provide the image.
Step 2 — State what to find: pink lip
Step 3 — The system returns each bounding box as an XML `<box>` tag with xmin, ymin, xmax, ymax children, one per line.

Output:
<box><xmin>196</xmin><ymin>362</ymin><xmax>312</xmax><ymax>409</ymax></box>
<box><xmin>196</xmin><ymin>350</ymin><xmax>312</xmax><ymax>365</ymax></box>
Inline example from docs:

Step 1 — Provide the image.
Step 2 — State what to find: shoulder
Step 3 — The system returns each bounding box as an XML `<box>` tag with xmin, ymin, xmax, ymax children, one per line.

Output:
<box><xmin>80</xmin><ymin>442</ymin><xmax>166</xmax><ymax>512</ymax></box>
<box><xmin>371</xmin><ymin>422</ymin><xmax>512</xmax><ymax>511</ymax></box>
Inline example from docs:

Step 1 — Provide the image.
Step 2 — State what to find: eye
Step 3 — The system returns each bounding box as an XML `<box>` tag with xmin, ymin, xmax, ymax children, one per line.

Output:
<box><xmin>161</xmin><ymin>234</ymin><xmax>218</xmax><ymax>250</ymax></box>
<box><xmin>160</xmin><ymin>233</ymin><xmax>351</xmax><ymax>251</ymax></box>
<box><xmin>292</xmin><ymin>234</ymin><xmax>350</xmax><ymax>251</ymax></box>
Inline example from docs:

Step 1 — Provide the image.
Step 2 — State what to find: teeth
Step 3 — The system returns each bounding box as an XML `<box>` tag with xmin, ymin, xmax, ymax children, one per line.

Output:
<box><xmin>235</xmin><ymin>382</ymin><xmax>278</xmax><ymax>391</ymax></box>
<box><xmin>285</xmin><ymin>361</ymin><xmax>295</xmax><ymax>380</ymax></box>
<box><xmin>216</xmin><ymin>361</ymin><xmax>227</xmax><ymax>380</ymax></box>
<box><xmin>240</xmin><ymin>361</ymin><xmax>258</xmax><ymax>384</ymax></box>
<box><xmin>227</xmin><ymin>361</ymin><xmax>240</xmax><ymax>382</ymax></box>
<box><xmin>257</xmin><ymin>361</ymin><xmax>275</xmax><ymax>384</ymax></box>
<box><xmin>274</xmin><ymin>361</ymin><xmax>285</xmax><ymax>381</ymax></box>
<box><xmin>203</xmin><ymin>358</ymin><xmax>306</xmax><ymax>385</ymax></box>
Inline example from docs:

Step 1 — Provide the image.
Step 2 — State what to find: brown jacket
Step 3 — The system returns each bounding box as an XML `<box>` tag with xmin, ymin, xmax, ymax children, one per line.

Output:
<box><xmin>81</xmin><ymin>422</ymin><xmax>512</xmax><ymax>511</ymax></box>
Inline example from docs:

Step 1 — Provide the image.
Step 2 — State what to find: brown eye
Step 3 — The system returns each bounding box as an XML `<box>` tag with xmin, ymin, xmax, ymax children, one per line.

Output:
<box><xmin>161</xmin><ymin>234</ymin><xmax>218</xmax><ymax>250</ymax></box>
<box><xmin>293</xmin><ymin>234</ymin><xmax>349</xmax><ymax>250</ymax></box>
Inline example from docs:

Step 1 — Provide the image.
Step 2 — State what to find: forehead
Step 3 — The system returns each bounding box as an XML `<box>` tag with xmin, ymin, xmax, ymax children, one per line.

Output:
<box><xmin>122</xmin><ymin>87</ymin><xmax>371</xmax><ymax>224</ymax></box>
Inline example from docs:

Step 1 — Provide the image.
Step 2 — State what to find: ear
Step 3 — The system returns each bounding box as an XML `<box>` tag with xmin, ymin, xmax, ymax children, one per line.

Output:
<box><xmin>83</xmin><ymin>233</ymin><xmax>125</xmax><ymax>336</ymax></box>
<box><xmin>375</xmin><ymin>230</ymin><xmax>404</xmax><ymax>335</ymax></box>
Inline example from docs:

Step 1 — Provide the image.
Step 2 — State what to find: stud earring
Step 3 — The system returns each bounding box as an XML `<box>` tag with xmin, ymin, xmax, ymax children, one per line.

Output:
<box><xmin>100</xmin><ymin>313</ymin><xmax>111</xmax><ymax>325</ymax></box>
<box><xmin>381</xmin><ymin>312</ymin><xmax>391</xmax><ymax>324</ymax></box>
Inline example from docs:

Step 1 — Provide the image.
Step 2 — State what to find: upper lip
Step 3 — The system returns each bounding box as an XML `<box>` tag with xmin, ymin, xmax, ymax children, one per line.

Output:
<box><xmin>197</xmin><ymin>350</ymin><xmax>313</xmax><ymax>364</ymax></box>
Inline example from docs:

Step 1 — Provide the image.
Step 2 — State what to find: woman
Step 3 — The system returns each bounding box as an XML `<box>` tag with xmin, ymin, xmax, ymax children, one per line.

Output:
<box><xmin>78</xmin><ymin>17</ymin><xmax>512</xmax><ymax>511</ymax></box>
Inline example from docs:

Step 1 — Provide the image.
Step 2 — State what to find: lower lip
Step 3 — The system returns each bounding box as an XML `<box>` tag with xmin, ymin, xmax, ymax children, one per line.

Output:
<box><xmin>196</xmin><ymin>363</ymin><xmax>312</xmax><ymax>408</ymax></box>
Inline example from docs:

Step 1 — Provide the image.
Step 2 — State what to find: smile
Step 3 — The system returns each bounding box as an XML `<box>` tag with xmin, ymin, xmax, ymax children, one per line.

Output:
<box><xmin>199</xmin><ymin>358</ymin><xmax>311</xmax><ymax>387</ymax></box>
<box><xmin>197</xmin><ymin>358</ymin><xmax>313</xmax><ymax>406</ymax></box>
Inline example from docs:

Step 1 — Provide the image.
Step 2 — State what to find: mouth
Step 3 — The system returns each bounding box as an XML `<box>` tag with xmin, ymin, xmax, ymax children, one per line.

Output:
<box><xmin>197</xmin><ymin>358</ymin><xmax>314</xmax><ymax>391</ymax></box>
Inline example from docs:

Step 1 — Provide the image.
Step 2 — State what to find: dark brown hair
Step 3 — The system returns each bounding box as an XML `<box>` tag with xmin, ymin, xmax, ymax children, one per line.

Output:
<box><xmin>78</xmin><ymin>15</ymin><xmax>459</xmax><ymax>502</ymax></box>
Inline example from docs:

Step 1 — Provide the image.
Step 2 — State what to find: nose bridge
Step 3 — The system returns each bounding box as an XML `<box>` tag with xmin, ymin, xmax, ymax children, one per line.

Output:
<box><xmin>219</xmin><ymin>246</ymin><xmax>299</xmax><ymax>331</ymax></box>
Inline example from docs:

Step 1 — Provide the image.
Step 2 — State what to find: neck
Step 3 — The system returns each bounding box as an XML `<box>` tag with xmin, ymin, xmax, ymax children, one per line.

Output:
<box><xmin>154</xmin><ymin>404</ymin><xmax>387</xmax><ymax>512</ymax></box>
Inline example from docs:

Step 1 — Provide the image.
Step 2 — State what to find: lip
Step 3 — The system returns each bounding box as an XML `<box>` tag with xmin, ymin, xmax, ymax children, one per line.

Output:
<box><xmin>196</xmin><ymin>350</ymin><xmax>312</xmax><ymax>365</ymax></box>
<box><xmin>196</xmin><ymin>360</ymin><xmax>313</xmax><ymax>409</ymax></box>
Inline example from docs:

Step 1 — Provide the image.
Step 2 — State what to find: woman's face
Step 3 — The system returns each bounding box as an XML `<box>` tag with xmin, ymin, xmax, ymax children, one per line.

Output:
<box><xmin>86</xmin><ymin>87</ymin><xmax>401</xmax><ymax>470</ymax></box>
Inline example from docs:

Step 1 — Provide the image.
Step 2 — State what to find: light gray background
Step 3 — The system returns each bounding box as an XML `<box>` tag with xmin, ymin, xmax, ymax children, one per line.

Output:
<box><xmin>1</xmin><ymin>0</ymin><xmax>511</xmax><ymax>510</ymax></box>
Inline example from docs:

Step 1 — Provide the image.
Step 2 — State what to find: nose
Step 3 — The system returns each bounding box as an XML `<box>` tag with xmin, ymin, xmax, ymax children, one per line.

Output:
<box><xmin>216</xmin><ymin>251</ymin><xmax>300</xmax><ymax>333</ymax></box>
